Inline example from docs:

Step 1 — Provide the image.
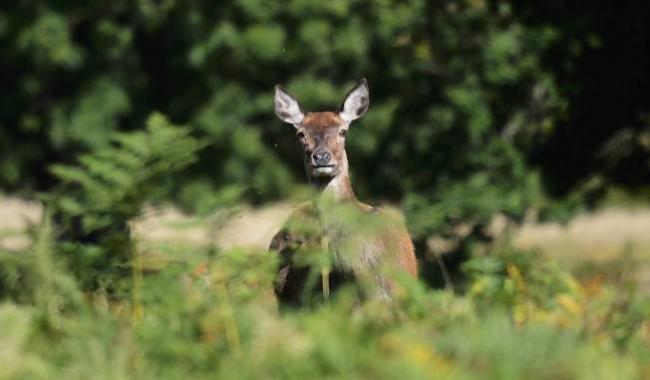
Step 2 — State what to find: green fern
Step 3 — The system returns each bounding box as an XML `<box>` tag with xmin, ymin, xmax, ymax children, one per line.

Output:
<box><xmin>47</xmin><ymin>112</ymin><xmax>205</xmax><ymax>290</ymax></box>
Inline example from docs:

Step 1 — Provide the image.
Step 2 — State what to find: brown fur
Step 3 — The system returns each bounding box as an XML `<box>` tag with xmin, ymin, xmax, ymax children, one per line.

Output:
<box><xmin>270</xmin><ymin>110</ymin><xmax>417</xmax><ymax>306</ymax></box>
<box><xmin>301</xmin><ymin>112</ymin><xmax>343</xmax><ymax>128</ymax></box>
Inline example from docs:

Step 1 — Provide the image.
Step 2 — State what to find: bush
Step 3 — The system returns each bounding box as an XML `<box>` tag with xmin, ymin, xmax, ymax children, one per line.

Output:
<box><xmin>0</xmin><ymin>223</ymin><xmax>648</xmax><ymax>379</ymax></box>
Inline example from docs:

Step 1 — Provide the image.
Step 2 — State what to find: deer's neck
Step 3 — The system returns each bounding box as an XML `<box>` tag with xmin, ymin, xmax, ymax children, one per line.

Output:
<box><xmin>311</xmin><ymin>172</ymin><xmax>355</xmax><ymax>201</ymax></box>
<box><xmin>308</xmin><ymin>155</ymin><xmax>356</xmax><ymax>202</ymax></box>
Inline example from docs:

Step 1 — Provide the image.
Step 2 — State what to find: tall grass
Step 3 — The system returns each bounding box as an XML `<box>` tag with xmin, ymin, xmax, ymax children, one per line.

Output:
<box><xmin>0</xmin><ymin>225</ymin><xmax>648</xmax><ymax>379</ymax></box>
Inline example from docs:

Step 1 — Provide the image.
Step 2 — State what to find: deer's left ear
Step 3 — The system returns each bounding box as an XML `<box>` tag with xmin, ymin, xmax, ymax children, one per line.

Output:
<box><xmin>339</xmin><ymin>79</ymin><xmax>369</xmax><ymax>123</ymax></box>
<box><xmin>274</xmin><ymin>85</ymin><xmax>304</xmax><ymax>125</ymax></box>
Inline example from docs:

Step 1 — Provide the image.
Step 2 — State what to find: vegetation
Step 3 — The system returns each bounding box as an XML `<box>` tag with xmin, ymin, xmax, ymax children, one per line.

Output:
<box><xmin>0</xmin><ymin>113</ymin><xmax>647</xmax><ymax>379</ymax></box>
<box><xmin>0</xmin><ymin>1</ymin><xmax>649</xmax><ymax>379</ymax></box>
<box><xmin>1</xmin><ymin>214</ymin><xmax>648</xmax><ymax>379</ymax></box>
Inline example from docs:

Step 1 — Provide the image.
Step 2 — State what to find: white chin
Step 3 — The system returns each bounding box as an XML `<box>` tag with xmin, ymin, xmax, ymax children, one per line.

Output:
<box><xmin>312</xmin><ymin>167</ymin><xmax>334</xmax><ymax>176</ymax></box>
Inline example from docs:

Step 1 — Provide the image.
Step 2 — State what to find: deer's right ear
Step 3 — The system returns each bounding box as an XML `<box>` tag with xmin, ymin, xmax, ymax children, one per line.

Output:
<box><xmin>274</xmin><ymin>85</ymin><xmax>304</xmax><ymax>126</ymax></box>
<box><xmin>339</xmin><ymin>78</ymin><xmax>369</xmax><ymax>123</ymax></box>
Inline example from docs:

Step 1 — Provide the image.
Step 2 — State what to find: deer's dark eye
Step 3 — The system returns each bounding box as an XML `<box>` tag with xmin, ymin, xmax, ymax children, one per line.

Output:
<box><xmin>296</xmin><ymin>131</ymin><xmax>305</xmax><ymax>140</ymax></box>
<box><xmin>339</xmin><ymin>129</ymin><xmax>347</xmax><ymax>137</ymax></box>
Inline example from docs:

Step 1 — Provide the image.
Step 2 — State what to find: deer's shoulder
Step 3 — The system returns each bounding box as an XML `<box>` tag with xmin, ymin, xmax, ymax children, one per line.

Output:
<box><xmin>354</xmin><ymin>202</ymin><xmax>417</xmax><ymax>276</ymax></box>
<box><xmin>269</xmin><ymin>202</ymin><xmax>320</xmax><ymax>252</ymax></box>
<box><xmin>288</xmin><ymin>201</ymin><xmax>318</xmax><ymax>220</ymax></box>
<box><xmin>355</xmin><ymin>201</ymin><xmax>408</xmax><ymax>224</ymax></box>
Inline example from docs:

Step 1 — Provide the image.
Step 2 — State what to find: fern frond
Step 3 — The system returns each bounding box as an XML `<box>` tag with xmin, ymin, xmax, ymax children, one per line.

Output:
<box><xmin>47</xmin><ymin>112</ymin><xmax>206</xmax><ymax>289</ymax></box>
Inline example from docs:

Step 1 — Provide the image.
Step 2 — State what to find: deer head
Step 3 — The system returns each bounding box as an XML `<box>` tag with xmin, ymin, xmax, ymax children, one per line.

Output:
<box><xmin>274</xmin><ymin>79</ymin><xmax>369</xmax><ymax>194</ymax></box>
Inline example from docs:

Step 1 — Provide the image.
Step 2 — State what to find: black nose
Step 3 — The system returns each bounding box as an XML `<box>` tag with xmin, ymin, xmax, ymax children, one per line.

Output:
<box><xmin>312</xmin><ymin>150</ymin><xmax>331</xmax><ymax>166</ymax></box>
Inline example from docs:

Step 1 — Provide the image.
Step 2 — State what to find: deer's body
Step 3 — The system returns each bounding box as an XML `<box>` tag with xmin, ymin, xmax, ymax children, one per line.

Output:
<box><xmin>269</xmin><ymin>81</ymin><xmax>417</xmax><ymax>305</ymax></box>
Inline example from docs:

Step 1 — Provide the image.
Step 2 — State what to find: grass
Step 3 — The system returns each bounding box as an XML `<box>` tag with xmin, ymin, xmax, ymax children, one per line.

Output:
<box><xmin>0</xmin><ymin>207</ymin><xmax>649</xmax><ymax>380</ymax></box>
<box><xmin>1</xmin><ymin>196</ymin><xmax>649</xmax><ymax>379</ymax></box>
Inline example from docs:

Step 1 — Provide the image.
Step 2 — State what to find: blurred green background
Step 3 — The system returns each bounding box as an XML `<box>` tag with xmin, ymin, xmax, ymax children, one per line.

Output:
<box><xmin>3</xmin><ymin>0</ymin><xmax>648</xmax><ymax>212</ymax></box>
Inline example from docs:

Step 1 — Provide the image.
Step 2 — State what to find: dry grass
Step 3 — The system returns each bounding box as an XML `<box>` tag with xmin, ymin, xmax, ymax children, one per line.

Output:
<box><xmin>130</xmin><ymin>203</ymin><xmax>293</xmax><ymax>250</ymax></box>
<box><xmin>513</xmin><ymin>207</ymin><xmax>650</xmax><ymax>291</ymax></box>
<box><xmin>2</xmin><ymin>195</ymin><xmax>649</xmax><ymax>288</ymax></box>
<box><xmin>514</xmin><ymin>208</ymin><xmax>650</xmax><ymax>262</ymax></box>
<box><xmin>0</xmin><ymin>196</ymin><xmax>41</xmax><ymax>251</ymax></box>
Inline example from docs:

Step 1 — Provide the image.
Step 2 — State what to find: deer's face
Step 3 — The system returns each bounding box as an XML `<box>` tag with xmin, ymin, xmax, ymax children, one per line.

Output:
<box><xmin>296</xmin><ymin>112</ymin><xmax>346</xmax><ymax>177</ymax></box>
<box><xmin>274</xmin><ymin>80</ymin><xmax>369</xmax><ymax>179</ymax></box>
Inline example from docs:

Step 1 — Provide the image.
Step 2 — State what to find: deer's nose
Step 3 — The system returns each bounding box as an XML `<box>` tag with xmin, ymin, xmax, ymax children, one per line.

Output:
<box><xmin>312</xmin><ymin>150</ymin><xmax>332</xmax><ymax>166</ymax></box>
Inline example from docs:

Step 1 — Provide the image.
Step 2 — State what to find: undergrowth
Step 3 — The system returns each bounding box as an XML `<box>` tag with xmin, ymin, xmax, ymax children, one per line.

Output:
<box><xmin>1</xmin><ymin>221</ymin><xmax>649</xmax><ymax>379</ymax></box>
<box><xmin>0</xmin><ymin>113</ymin><xmax>648</xmax><ymax>380</ymax></box>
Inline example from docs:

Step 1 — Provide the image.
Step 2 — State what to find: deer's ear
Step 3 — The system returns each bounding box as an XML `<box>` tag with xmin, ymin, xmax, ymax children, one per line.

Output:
<box><xmin>339</xmin><ymin>79</ymin><xmax>369</xmax><ymax>123</ymax></box>
<box><xmin>274</xmin><ymin>85</ymin><xmax>304</xmax><ymax>125</ymax></box>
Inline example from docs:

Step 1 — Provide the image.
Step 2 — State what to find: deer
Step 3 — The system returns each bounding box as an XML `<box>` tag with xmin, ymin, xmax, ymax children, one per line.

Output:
<box><xmin>269</xmin><ymin>79</ymin><xmax>417</xmax><ymax>307</ymax></box>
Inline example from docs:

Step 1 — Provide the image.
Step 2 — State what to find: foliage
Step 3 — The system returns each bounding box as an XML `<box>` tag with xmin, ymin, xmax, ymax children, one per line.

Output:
<box><xmin>1</xmin><ymin>2</ymin><xmax>567</xmax><ymax>230</ymax></box>
<box><xmin>0</xmin><ymin>124</ymin><xmax>647</xmax><ymax>378</ymax></box>
<box><xmin>1</xmin><ymin>132</ymin><xmax>645</xmax><ymax>378</ymax></box>
<box><xmin>0</xmin><ymin>221</ymin><xmax>648</xmax><ymax>379</ymax></box>
<box><xmin>47</xmin><ymin>113</ymin><xmax>204</xmax><ymax>290</ymax></box>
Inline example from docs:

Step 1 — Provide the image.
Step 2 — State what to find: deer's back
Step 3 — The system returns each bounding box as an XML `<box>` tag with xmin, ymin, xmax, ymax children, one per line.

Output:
<box><xmin>338</xmin><ymin>201</ymin><xmax>417</xmax><ymax>277</ymax></box>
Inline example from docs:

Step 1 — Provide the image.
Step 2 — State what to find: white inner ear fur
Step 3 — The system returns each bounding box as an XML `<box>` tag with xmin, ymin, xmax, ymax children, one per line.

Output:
<box><xmin>274</xmin><ymin>86</ymin><xmax>304</xmax><ymax>125</ymax></box>
<box><xmin>339</xmin><ymin>79</ymin><xmax>370</xmax><ymax>123</ymax></box>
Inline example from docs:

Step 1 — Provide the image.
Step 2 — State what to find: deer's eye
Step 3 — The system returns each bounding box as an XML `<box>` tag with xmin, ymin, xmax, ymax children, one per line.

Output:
<box><xmin>339</xmin><ymin>129</ymin><xmax>347</xmax><ymax>138</ymax></box>
<box><xmin>296</xmin><ymin>131</ymin><xmax>305</xmax><ymax>140</ymax></box>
